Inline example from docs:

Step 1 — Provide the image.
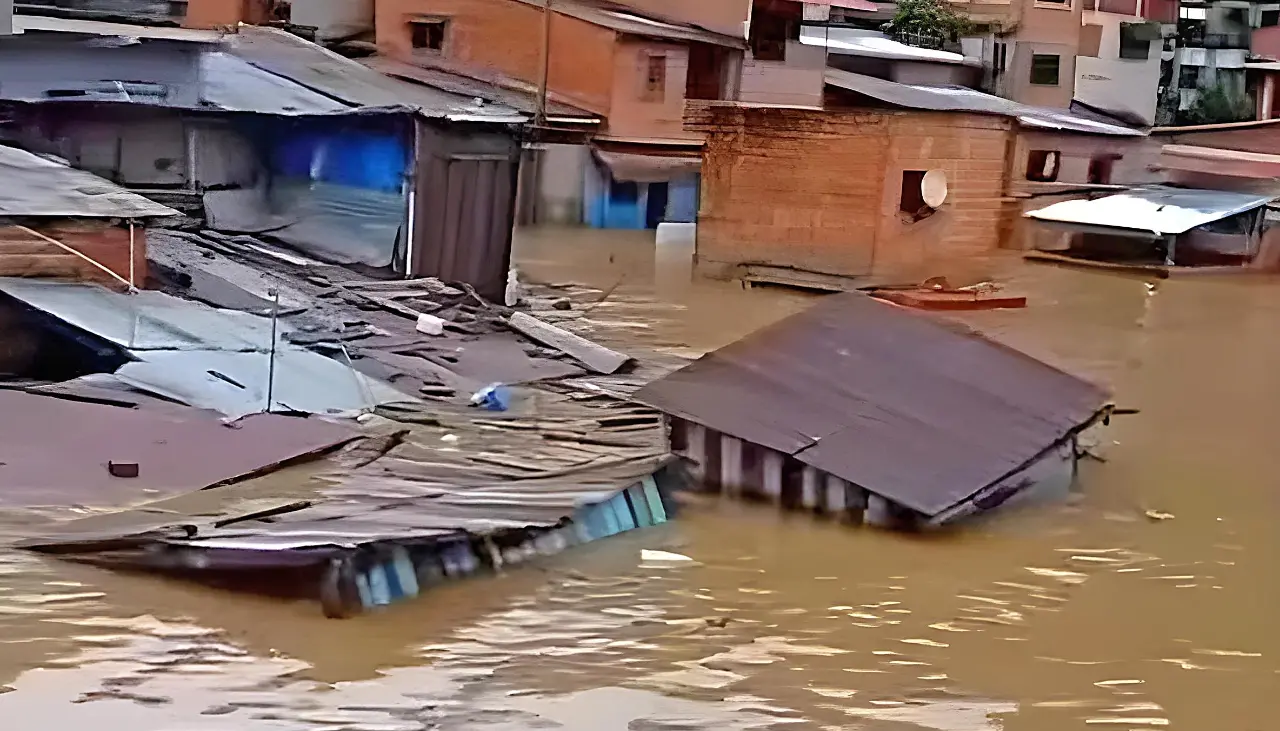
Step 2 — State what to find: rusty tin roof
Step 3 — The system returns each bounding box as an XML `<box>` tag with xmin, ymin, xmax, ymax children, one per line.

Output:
<box><xmin>0</xmin><ymin>389</ymin><xmax>355</xmax><ymax>508</ymax></box>
<box><xmin>633</xmin><ymin>293</ymin><xmax>1110</xmax><ymax>517</ymax></box>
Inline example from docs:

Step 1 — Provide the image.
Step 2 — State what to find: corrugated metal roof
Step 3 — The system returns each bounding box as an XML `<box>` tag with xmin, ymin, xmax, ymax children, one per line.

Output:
<box><xmin>200</xmin><ymin>51</ymin><xmax>350</xmax><ymax>116</ymax></box>
<box><xmin>0</xmin><ymin>145</ymin><xmax>179</xmax><ymax>219</ymax></box>
<box><xmin>0</xmin><ymin>388</ymin><xmax>354</xmax><ymax>508</ymax></box>
<box><xmin>1024</xmin><ymin>186</ymin><xmax>1275</xmax><ymax>235</ymax></box>
<box><xmin>227</xmin><ymin>27</ymin><xmax>527</xmax><ymax>122</ymax></box>
<box><xmin>11</xmin><ymin>14</ymin><xmax>226</xmax><ymax>42</ymax></box>
<box><xmin>115</xmin><ymin>349</ymin><xmax>412</xmax><ymax>419</ymax></box>
<box><xmin>510</xmin><ymin>0</ymin><xmax>745</xmax><ymax>48</ymax></box>
<box><xmin>0</xmin><ymin>277</ymin><xmax>280</xmax><ymax>350</ymax></box>
<box><xmin>824</xmin><ymin>69</ymin><xmax>1145</xmax><ymax>137</ymax></box>
<box><xmin>5</xmin><ymin>18</ymin><xmax>527</xmax><ymax>122</ymax></box>
<box><xmin>0</xmin><ymin>278</ymin><xmax>417</xmax><ymax>418</ymax></box>
<box><xmin>361</xmin><ymin>55</ymin><xmax>600</xmax><ymax>121</ymax></box>
<box><xmin>633</xmin><ymin>293</ymin><xmax>1109</xmax><ymax>517</ymax></box>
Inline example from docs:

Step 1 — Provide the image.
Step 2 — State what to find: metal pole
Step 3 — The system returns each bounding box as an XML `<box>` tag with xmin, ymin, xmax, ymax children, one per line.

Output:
<box><xmin>265</xmin><ymin>288</ymin><xmax>280</xmax><ymax>413</ymax></box>
<box><xmin>127</xmin><ymin>220</ymin><xmax>136</xmax><ymax>289</ymax></box>
<box><xmin>535</xmin><ymin>0</ymin><xmax>552</xmax><ymax>127</ymax></box>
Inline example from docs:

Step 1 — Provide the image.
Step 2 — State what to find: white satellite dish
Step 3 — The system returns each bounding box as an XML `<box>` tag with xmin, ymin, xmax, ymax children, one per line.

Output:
<box><xmin>921</xmin><ymin>170</ymin><xmax>949</xmax><ymax>209</ymax></box>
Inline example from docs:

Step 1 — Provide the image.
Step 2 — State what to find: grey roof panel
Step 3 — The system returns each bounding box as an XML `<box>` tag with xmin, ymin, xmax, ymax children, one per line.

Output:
<box><xmin>0</xmin><ymin>145</ymin><xmax>179</xmax><ymax>218</ymax></box>
<box><xmin>825</xmin><ymin>69</ymin><xmax>1145</xmax><ymax>137</ymax></box>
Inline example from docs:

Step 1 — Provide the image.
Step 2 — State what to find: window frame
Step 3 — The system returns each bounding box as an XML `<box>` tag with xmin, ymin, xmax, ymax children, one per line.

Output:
<box><xmin>1025</xmin><ymin>150</ymin><xmax>1061</xmax><ymax>182</ymax></box>
<box><xmin>1029</xmin><ymin>54</ymin><xmax>1061</xmax><ymax>86</ymax></box>
<box><xmin>641</xmin><ymin>53</ymin><xmax>668</xmax><ymax>102</ymax></box>
<box><xmin>409</xmin><ymin>19</ymin><xmax>448</xmax><ymax>52</ymax></box>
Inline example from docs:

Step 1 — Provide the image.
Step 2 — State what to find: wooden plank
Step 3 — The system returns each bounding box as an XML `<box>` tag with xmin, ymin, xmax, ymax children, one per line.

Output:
<box><xmin>506</xmin><ymin>311</ymin><xmax>632</xmax><ymax>375</ymax></box>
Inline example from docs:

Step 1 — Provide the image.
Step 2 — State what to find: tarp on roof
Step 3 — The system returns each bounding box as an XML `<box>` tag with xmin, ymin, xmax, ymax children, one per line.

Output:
<box><xmin>0</xmin><ymin>388</ymin><xmax>354</xmax><ymax>508</ymax></box>
<box><xmin>0</xmin><ymin>145</ymin><xmax>179</xmax><ymax>219</ymax></box>
<box><xmin>0</xmin><ymin>278</ymin><xmax>415</xmax><ymax>419</ymax></box>
<box><xmin>1025</xmin><ymin>186</ymin><xmax>1274</xmax><ymax>235</ymax></box>
<box><xmin>824</xmin><ymin>69</ymin><xmax>1145</xmax><ymax>137</ymax></box>
<box><xmin>632</xmin><ymin>293</ymin><xmax>1109</xmax><ymax>517</ymax></box>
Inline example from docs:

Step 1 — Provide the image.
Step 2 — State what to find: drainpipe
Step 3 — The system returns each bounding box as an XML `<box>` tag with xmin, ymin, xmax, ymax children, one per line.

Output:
<box><xmin>535</xmin><ymin>0</ymin><xmax>552</xmax><ymax>127</ymax></box>
<box><xmin>1263</xmin><ymin>73</ymin><xmax>1277</xmax><ymax>120</ymax></box>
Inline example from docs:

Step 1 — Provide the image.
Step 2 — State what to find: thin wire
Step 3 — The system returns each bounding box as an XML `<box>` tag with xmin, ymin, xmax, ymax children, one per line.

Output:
<box><xmin>17</xmin><ymin>224</ymin><xmax>136</xmax><ymax>292</ymax></box>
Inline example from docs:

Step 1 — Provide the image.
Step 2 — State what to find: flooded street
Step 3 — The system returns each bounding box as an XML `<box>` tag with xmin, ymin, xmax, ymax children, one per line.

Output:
<box><xmin>0</xmin><ymin>227</ymin><xmax>1274</xmax><ymax>730</ymax></box>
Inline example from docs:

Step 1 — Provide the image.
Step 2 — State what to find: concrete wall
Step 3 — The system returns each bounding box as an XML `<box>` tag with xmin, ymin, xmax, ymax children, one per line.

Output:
<box><xmin>1253</xmin><ymin>25</ymin><xmax>1280</xmax><ymax>60</ymax></box>
<box><xmin>535</xmin><ymin>143</ymin><xmax>588</xmax><ymax>224</ymax></box>
<box><xmin>0</xmin><ymin>221</ymin><xmax>146</xmax><ymax>287</ymax></box>
<box><xmin>688</xmin><ymin>104</ymin><xmax>1014</xmax><ymax>283</ymax></box>
<box><xmin>608</xmin><ymin>39</ymin><xmax>699</xmax><ymax>141</ymax></box>
<box><xmin>290</xmin><ymin>0</ymin><xmax>374</xmax><ymax>41</ymax></box>
<box><xmin>376</xmin><ymin>0</ymin><xmax>618</xmax><ymax>115</ymax></box>
<box><xmin>1009</xmin><ymin>39</ymin><xmax>1079</xmax><ymax>108</ymax></box>
<box><xmin>1076</xmin><ymin>11</ymin><xmax>1162</xmax><ymax>123</ymax></box>
<box><xmin>0</xmin><ymin>0</ymin><xmax>11</xmax><ymax>36</ymax></box>
<box><xmin>738</xmin><ymin>41</ymin><xmax>826</xmax><ymax>107</ymax></box>
<box><xmin>1002</xmin><ymin>0</ymin><xmax>1084</xmax><ymax>108</ymax></box>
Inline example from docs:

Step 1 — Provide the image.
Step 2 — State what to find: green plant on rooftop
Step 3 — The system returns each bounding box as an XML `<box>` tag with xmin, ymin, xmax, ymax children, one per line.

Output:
<box><xmin>881</xmin><ymin>0</ymin><xmax>973</xmax><ymax>50</ymax></box>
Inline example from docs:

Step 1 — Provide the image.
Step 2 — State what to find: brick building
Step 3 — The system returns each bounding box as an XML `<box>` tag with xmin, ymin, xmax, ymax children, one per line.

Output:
<box><xmin>688</xmin><ymin>69</ymin><xmax>1146</xmax><ymax>287</ymax></box>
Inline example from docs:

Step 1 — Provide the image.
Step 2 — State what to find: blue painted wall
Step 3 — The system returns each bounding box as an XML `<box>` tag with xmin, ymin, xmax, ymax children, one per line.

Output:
<box><xmin>271</xmin><ymin>131</ymin><xmax>407</xmax><ymax>192</ymax></box>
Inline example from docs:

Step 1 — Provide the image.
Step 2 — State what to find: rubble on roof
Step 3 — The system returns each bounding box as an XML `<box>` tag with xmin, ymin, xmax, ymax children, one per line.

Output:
<box><xmin>11</xmin><ymin>224</ymin><xmax>683</xmax><ymax>616</ymax></box>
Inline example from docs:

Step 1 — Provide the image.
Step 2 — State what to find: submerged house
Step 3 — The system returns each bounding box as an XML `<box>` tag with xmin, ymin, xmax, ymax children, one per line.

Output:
<box><xmin>0</xmin><ymin>144</ymin><xmax>176</xmax><ymax>289</ymax></box>
<box><xmin>1025</xmin><ymin>185</ymin><xmax>1278</xmax><ymax>268</ymax></box>
<box><xmin>0</xmin><ymin>17</ymin><xmax>527</xmax><ymax>298</ymax></box>
<box><xmin>633</xmin><ymin>292</ymin><xmax>1111</xmax><ymax>528</ymax></box>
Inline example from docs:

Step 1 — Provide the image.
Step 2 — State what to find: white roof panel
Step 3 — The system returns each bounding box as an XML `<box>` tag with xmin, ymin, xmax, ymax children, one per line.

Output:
<box><xmin>1024</xmin><ymin>186</ymin><xmax>1275</xmax><ymax>235</ymax></box>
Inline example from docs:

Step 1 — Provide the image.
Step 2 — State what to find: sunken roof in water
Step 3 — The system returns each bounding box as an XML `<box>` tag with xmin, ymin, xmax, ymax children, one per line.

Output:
<box><xmin>633</xmin><ymin>293</ymin><xmax>1110</xmax><ymax>517</ymax></box>
<box><xmin>0</xmin><ymin>145</ymin><xmax>179</xmax><ymax>219</ymax></box>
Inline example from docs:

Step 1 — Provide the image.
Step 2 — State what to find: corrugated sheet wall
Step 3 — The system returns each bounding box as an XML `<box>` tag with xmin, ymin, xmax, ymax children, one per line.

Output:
<box><xmin>411</xmin><ymin>121</ymin><xmax>520</xmax><ymax>300</ymax></box>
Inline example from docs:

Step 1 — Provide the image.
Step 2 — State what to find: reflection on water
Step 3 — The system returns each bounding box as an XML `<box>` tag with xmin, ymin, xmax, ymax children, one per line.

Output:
<box><xmin>0</xmin><ymin>226</ymin><xmax>1275</xmax><ymax>730</ymax></box>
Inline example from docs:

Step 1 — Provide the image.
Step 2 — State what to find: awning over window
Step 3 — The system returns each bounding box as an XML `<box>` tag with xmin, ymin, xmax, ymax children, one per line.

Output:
<box><xmin>592</xmin><ymin>149</ymin><xmax>701</xmax><ymax>183</ymax></box>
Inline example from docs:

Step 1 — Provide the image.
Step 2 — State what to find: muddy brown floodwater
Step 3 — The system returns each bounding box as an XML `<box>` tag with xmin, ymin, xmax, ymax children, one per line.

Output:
<box><xmin>0</xmin><ymin>227</ymin><xmax>1274</xmax><ymax>730</ymax></box>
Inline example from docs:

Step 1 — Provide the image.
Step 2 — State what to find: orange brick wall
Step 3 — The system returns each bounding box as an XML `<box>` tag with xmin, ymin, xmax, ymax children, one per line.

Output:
<box><xmin>689</xmin><ymin>104</ymin><xmax>890</xmax><ymax>277</ymax></box>
<box><xmin>0</xmin><ymin>221</ymin><xmax>147</xmax><ymax>289</ymax></box>
<box><xmin>376</xmin><ymin>0</ymin><xmax>618</xmax><ymax>115</ymax></box>
<box><xmin>689</xmin><ymin>104</ymin><xmax>1015</xmax><ymax>282</ymax></box>
<box><xmin>873</xmin><ymin>114</ymin><xmax>1014</xmax><ymax>278</ymax></box>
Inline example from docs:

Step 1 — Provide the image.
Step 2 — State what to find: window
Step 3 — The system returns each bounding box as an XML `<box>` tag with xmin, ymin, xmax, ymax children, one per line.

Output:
<box><xmin>1088</xmin><ymin>155</ymin><xmax>1120</xmax><ymax>184</ymax></box>
<box><xmin>749</xmin><ymin>9</ymin><xmax>797</xmax><ymax>61</ymax></box>
<box><xmin>1035</xmin><ymin>0</ymin><xmax>1070</xmax><ymax>5</ymax></box>
<box><xmin>1179</xmin><ymin>65</ymin><xmax>1200</xmax><ymax>89</ymax></box>
<box><xmin>899</xmin><ymin>170</ymin><xmax>928</xmax><ymax>215</ymax></box>
<box><xmin>410</xmin><ymin>20</ymin><xmax>446</xmax><ymax>51</ymax></box>
<box><xmin>1179</xmin><ymin>6</ymin><xmax>1206</xmax><ymax>19</ymax></box>
<box><xmin>992</xmin><ymin>41</ymin><xmax>1008</xmax><ymax>79</ymax></box>
<box><xmin>1026</xmin><ymin>150</ymin><xmax>1060</xmax><ymax>182</ymax></box>
<box><xmin>642</xmin><ymin>54</ymin><xmax>667</xmax><ymax>102</ymax></box>
<box><xmin>1030</xmin><ymin>54</ymin><xmax>1060</xmax><ymax>86</ymax></box>
<box><xmin>1119</xmin><ymin>23</ymin><xmax>1152</xmax><ymax>60</ymax></box>
<box><xmin>1263</xmin><ymin>9</ymin><xmax>1280</xmax><ymax>27</ymax></box>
